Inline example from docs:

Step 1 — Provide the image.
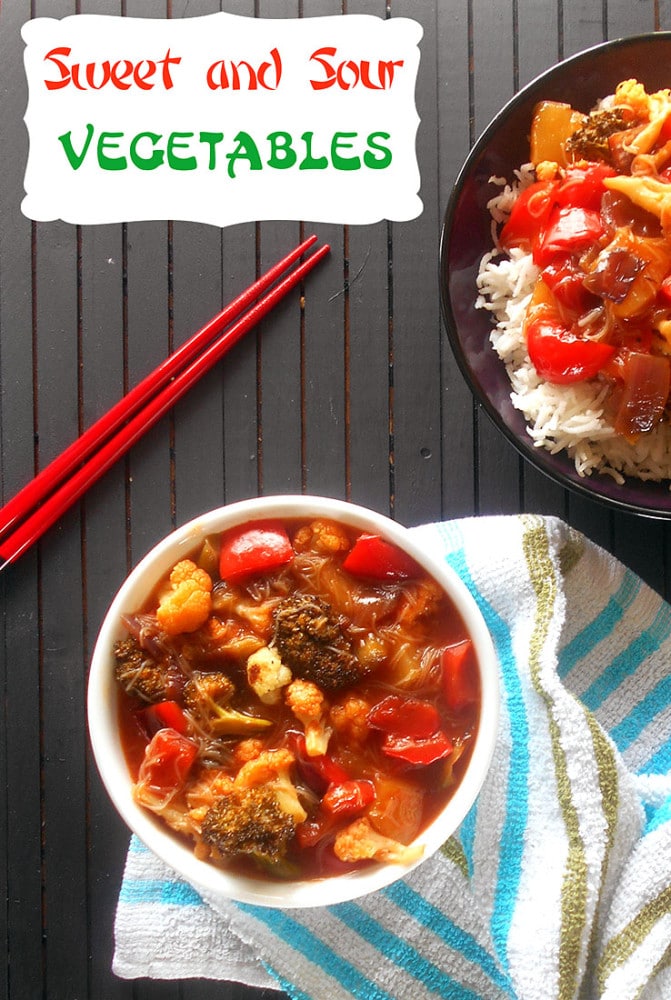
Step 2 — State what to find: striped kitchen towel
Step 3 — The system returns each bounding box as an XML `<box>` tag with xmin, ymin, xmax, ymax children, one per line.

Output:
<box><xmin>113</xmin><ymin>514</ymin><xmax>671</xmax><ymax>999</ymax></box>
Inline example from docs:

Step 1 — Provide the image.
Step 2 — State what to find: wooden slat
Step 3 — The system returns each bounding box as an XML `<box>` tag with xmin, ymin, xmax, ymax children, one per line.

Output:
<box><xmin>334</xmin><ymin>3</ymin><xmax>393</xmax><ymax>515</ymax></box>
<box><xmin>561</xmin><ymin>0</ymin><xmax>605</xmax><ymax>58</ymax></box>
<box><xmin>220</xmin><ymin>221</ymin><xmax>262</xmax><ymax>504</ymax></box>
<box><xmin>0</xmin><ymin>0</ymin><xmax>42</xmax><ymax>993</ymax></box>
<box><xmin>436</xmin><ymin>0</ymin><xmax>478</xmax><ymax>518</ymax></box>
<box><xmin>31</xmin><ymin>0</ymin><xmax>92</xmax><ymax>989</ymax></box>
<box><xmin>299</xmin><ymin>0</ymin><xmax>348</xmax><ymax>501</ymax></box>
<box><xmin>469</xmin><ymin>0</ymin><xmax>523</xmax><ymax>515</ymax></box>
<box><xmin>388</xmin><ymin>0</ymin><xmax>443</xmax><ymax>527</ymax></box>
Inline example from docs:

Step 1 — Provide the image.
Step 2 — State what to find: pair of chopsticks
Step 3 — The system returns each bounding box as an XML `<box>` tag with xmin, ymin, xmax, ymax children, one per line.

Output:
<box><xmin>0</xmin><ymin>235</ymin><xmax>329</xmax><ymax>571</ymax></box>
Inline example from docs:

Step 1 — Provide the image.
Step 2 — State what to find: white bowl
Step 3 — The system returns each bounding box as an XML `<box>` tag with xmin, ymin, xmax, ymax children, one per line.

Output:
<box><xmin>88</xmin><ymin>495</ymin><xmax>499</xmax><ymax>908</ymax></box>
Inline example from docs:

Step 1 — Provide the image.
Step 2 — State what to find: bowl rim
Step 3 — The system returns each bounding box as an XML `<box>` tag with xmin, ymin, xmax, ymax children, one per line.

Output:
<box><xmin>440</xmin><ymin>31</ymin><xmax>671</xmax><ymax>520</ymax></box>
<box><xmin>88</xmin><ymin>494</ymin><xmax>500</xmax><ymax>909</ymax></box>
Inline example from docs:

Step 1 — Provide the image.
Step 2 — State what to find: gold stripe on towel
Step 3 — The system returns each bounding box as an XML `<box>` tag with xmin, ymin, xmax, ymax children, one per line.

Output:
<box><xmin>522</xmin><ymin>515</ymin><xmax>588</xmax><ymax>1000</ymax></box>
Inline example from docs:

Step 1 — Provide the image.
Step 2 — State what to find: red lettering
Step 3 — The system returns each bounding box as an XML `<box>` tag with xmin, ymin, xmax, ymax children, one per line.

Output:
<box><xmin>206</xmin><ymin>48</ymin><xmax>282</xmax><ymax>91</ymax></box>
<box><xmin>44</xmin><ymin>47</ymin><xmax>72</xmax><ymax>90</ymax></box>
<box><xmin>42</xmin><ymin>47</ymin><xmax>180</xmax><ymax>91</ymax></box>
<box><xmin>309</xmin><ymin>47</ymin><xmax>404</xmax><ymax>90</ymax></box>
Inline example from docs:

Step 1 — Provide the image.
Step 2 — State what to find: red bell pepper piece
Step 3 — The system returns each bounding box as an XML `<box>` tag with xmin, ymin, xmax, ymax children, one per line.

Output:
<box><xmin>367</xmin><ymin>694</ymin><xmax>440</xmax><ymax>739</ymax></box>
<box><xmin>499</xmin><ymin>180</ymin><xmax>558</xmax><ymax>253</ymax></box>
<box><xmin>290</xmin><ymin>732</ymin><xmax>351</xmax><ymax>794</ymax></box>
<box><xmin>659</xmin><ymin>111</ymin><xmax>671</xmax><ymax>146</ymax></box>
<box><xmin>535</xmin><ymin>206</ymin><xmax>604</xmax><ymax>266</ymax></box>
<box><xmin>659</xmin><ymin>275</ymin><xmax>671</xmax><ymax>304</ymax></box>
<box><xmin>526</xmin><ymin>315</ymin><xmax>616</xmax><ymax>384</ymax></box>
<box><xmin>541</xmin><ymin>257</ymin><xmax>596</xmax><ymax>316</ymax></box>
<box><xmin>381</xmin><ymin>731</ymin><xmax>453</xmax><ymax>766</ymax></box>
<box><xmin>137</xmin><ymin>728</ymin><xmax>198</xmax><ymax>793</ymax></box>
<box><xmin>139</xmin><ymin>700</ymin><xmax>189</xmax><ymax>736</ymax></box>
<box><xmin>322</xmin><ymin>779</ymin><xmax>375</xmax><ymax>816</ymax></box>
<box><xmin>554</xmin><ymin>163</ymin><xmax>616</xmax><ymax>212</ymax></box>
<box><xmin>342</xmin><ymin>533</ymin><xmax>422</xmax><ymax>581</ymax></box>
<box><xmin>441</xmin><ymin>640</ymin><xmax>478</xmax><ymax>713</ymax></box>
<box><xmin>295</xmin><ymin>812</ymin><xmax>335</xmax><ymax>849</ymax></box>
<box><xmin>219</xmin><ymin>519</ymin><xmax>294</xmax><ymax>582</ymax></box>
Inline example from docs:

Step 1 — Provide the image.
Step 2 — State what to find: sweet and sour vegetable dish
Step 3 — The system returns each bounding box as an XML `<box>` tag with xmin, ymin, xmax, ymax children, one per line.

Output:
<box><xmin>114</xmin><ymin>516</ymin><xmax>481</xmax><ymax>880</ymax></box>
<box><xmin>499</xmin><ymin>79</ymin><xmax>671</xmax><ymax>438</ymax></box>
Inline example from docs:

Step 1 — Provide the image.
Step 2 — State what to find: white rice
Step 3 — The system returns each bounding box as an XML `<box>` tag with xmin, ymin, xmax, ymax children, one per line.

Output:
<box><xmin>476</xmin><ymin>169</ymin><xmax>671</xmax><ymax>485</ymax></box>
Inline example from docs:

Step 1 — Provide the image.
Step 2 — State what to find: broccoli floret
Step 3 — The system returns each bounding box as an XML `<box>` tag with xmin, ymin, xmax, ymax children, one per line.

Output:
<box><xmin>113</xmin><ymin>636</ymin><xmax>181</xmax><ymax>703</ymax></box>
<box><xmin>234</xmin><ymin>748</ymin><xmax>307</xmax><ymax>823</ymax></box>
<box><xmin>201</xmin><ymin>785</ymin><xmax>297</xmax><ymax>865</ymax></box>
<box><xmin>333</xmin><ymin>817</ymin><xmax>424</xmax><ymax>866</ymax></box>
<box><xmin>199</xmin><ymin>748</ymin><xmax>307</xmax><ymax>867</ymax></box>
<box><xmin>272</xmin><ymin>594</ymin><xmax>362</xmax><ymax>692</ymax></box>
<box><xmin>564</xmin><ymin>108</ymin><xmax>633</xmax><ymax>165</ymax></box>
<box><xmin>183</xmin><ymin>671</ymin><xmax>272</xmax><ymax>736</ymax></box>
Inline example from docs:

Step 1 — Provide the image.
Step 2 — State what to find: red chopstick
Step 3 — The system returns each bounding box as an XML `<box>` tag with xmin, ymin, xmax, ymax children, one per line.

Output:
<box><xmin>0</xmin><ymin>238</ymin><xmax>329</xmax><ymax>569</ymax></box>
<box><xmin>0</xmin><ymin>234</ymin><xmax>319</xmax><ymax>545</ymax></box>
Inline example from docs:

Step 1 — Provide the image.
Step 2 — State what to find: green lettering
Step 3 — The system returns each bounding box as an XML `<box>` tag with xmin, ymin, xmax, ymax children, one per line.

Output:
<box><xmin>97</xmin><ymin>132</ymin><xmax>126</xmax><ymax>170</ymax></box>
<box><xmin>299</xmin><ymin>131</ymin><xmax>328</xmax><ymax>170</ymax></box>
<box><xmin>199</xmin><ymin>132</ymin><xmax>224</xmax><ymax>170</ymax></box>
<box><xmin>57</xmin><ymin>123</ymin><xmax>95</xmax><ymax>170</ymax></box>
<box><xmin>267</xmin><ymin>132</ymin><xmax>297</xmax><ymax>169</ymax></box>
<box><xmin>331</xmin><ymin>132</ymin><xmax>360</xmax><ymax>171</ymax></box>
<box><xmin>363</xmin><ymin>131</ymin><xmax>392</xmax><ymax>169</ymax></box>
<box><xmin>129</xmin><ymin>132</ymin><xmax>164</xmax><ymax>170</ymax></box>
<box><xmin>167</xmin><ymin>132</ymin><xmax>196</xmax><ymax>170</ymax></box>
<box><xmin>226</xmin><ymin>131</ymin><xmax>262</xmax><ymax>179</ymax></box>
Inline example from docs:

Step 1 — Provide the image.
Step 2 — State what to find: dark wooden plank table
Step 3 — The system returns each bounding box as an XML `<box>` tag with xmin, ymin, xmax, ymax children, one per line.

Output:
<box><xmin>1</xmin><ymin>2</ymin><xmax>671</xmax><ymax>997</ymax></box>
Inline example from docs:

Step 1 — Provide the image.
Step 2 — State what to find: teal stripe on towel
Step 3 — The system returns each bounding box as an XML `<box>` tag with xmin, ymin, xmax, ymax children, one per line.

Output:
<box><xmin>581</xmin><ymin>604</ymin><xmax>671</xmax><ymax>714</ymax></box>
<box><xmin>642</xmin><ymin>738</ymin><xmax>671</xmax><ymax>776</ymax></box>
<box><xmin>118</xmin><ymin>878</ymin><xmax>202</xmax><ymax>907</ymax></box>
<box><xmin>445</xmin><ymin>543</ymin><xmax>529</xmax><ymax>972</ymax></box>
<box><xmin>610</xmin><ymin>673</ymin><xmax>671</xmax><ymax>753</ymax></box>
<box><xmin>263</xmin><ymin>963</ymin><xmax>313</xmax><ymax>1000</ymax></box>
<box><xmin>382</xmin><ymin>880</ymin><xmax>512</xmax><ymax>996</ymax></box>
<box><xmin>644</xmin><ymin>795</ymin><xmax>671</xmax><ymax>836</ymax></box>
<box><xmin>334</xmin><ymin>901</ymin><xmax>485</xmax><ymax>1000</ymax></box>
<box><xmin>237</xmin><ymin>904</ymin><xmax>396</xmax><ymax>1000</ymax></box>
<box><xmin>558</xmin><ymin>570</ymin><xmax>640</xmax><ymax>680</ymax></box>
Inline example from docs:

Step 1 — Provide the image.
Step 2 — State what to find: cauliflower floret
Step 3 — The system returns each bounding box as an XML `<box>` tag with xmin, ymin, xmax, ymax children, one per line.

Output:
<box><xmin>233</xmin><ymin>737</ymin><xmax>266</xmax><ymax>767</ymax></box>
<box><xmin>613</xmin><ymin>80</ymin><xmax>671</xmax><ymax>156</ymax></box>
<box><xmin>285</xmin><ymin>678</ymin><xmax>332</xmax><ymax>756</ymax></box>
<box><xmin>329</xmin><ymin>693</ymin><xmax>370</xmax><ymax>746</ymax></box>
<box><xmin>293</xmin><ymin>518</ymin><xmax>351</xmax><ymax>555</ymax></box>
<box><xmin>186</xmin><ymin>770</ymin><xmax>235</xmax><ymax>827</ymax></box>
<box><xmin>234</xmin><ymin>748</ymin><xmax>307</xmax><ymax>823</ymax></box>
<box><xmin>156</xmin><ymin>559</ymin><xmax>213</xmax><ymax>635</ymax></box>
<box><xmin>615</xmin><ymin>78</ymin><xmax>654</xmax><ymax>118</ymax></box>
<box><xmin>333</xmin><ymin>816</ymin><xmax>424</xmax><ymax>866</ymax></box>
<box><xmin>246</xmin><ymin>645</ymin><xmax>292</xmax><ymax>704</ymax></box>
<box><xmin>535</xmin><ymin>159</ymin><xmax>560</xmax><ymax>182</ymax></box>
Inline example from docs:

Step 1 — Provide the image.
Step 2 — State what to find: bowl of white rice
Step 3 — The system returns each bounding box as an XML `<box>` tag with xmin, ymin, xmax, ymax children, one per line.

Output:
<box><xmin>440</xmin><ymin>32</ymin><xmax>671</xmax><ymax>517</ymax></box>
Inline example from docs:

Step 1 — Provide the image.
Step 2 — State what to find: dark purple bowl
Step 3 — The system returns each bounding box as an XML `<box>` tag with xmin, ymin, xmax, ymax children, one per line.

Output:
<box><xmin>440</xmin><ymin>32</ymin><xmax>671</xmax><ymax>518</ymax></box>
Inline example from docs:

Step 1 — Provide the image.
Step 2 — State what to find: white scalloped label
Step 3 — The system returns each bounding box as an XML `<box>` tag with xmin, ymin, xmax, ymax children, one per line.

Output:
<box><xmin>21</xmin><ymin>12</ymin><xmax>423</xmax><ymax>227</ymax></box>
